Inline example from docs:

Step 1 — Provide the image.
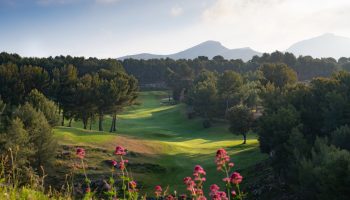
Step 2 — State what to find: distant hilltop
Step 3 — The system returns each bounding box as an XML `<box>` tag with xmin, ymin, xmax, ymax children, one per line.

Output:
<box><xmin>119</xmin><ymin>33</ymin><xmax>350</xmax><ymax>61</ymax></box>
<box><xmin>118</xmin><ymin>40</ymin><xmax>262</xmax><ymax>62</ymax></box>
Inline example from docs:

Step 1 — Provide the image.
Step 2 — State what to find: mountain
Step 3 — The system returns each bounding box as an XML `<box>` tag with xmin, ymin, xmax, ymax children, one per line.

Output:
<box><xmin>118</xmin><ymin>40</ymin><xmax>261</xmax><ymax>61</ymax></box>
<box><xmin>286</xmin><ymin>33</ymin><xmax>350</xmax><ymax>59</ymax></box>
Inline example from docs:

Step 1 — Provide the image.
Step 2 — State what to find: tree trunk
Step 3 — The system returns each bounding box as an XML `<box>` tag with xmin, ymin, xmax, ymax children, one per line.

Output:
<box><xmin>83</xmin><ymin>119</ymin><xmax>87</xmax><ymax>129</ymax></box>
<box><xmin>98</xmin><ymin>113</ymin><xmax>103</xmax><ymax>131</ymax></box>
<box><xmin>109</xmin><ymin>114</ymin><xmax>115</xmax><ymax>133</ymax></box>
<box><xmin>109</xmin><ymin>113</ymin><xmax>117</xmax><ymax>132</ymax></box>
<box><xmin>68</xmin><ymin>118</ymin><xmax>73</xmax><ymax>127</ymax></box>
<box><xmin>89</xmin><ymin>113</ymin><xmax>93</xmax><ymax>130</ymax></box>
<box><xmin>242</xmin><ymin>133</ymin><xmax>247</xmax><ymax>144</ymax></box>
<box><xmin>113</xmin><ymin>114</ymin><xmax>117</xmax><ymax>132</ymax></box>
<box><xmin>61</xmin><ymin>110</ymin><xmax>65</xmax><ymax>126</ymax></box>
<box><xmin>82</xmin><ymin>113</ymin><xmax>87</xmax><ymax>129</ymax></box>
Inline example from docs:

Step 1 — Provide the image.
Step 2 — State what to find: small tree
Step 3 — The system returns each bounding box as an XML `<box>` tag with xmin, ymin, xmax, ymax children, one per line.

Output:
<box><xmin>14</xmin><ymin>103</ymin><xmax>57</xmax><ymax>169</ymax></box>
<box><xmin>4</xmin><ymin>118</ymin><xmax>34</xmax><ymax>167</ymax></box>
<box><xmin>227</xmin><ymin>105</ymin><xmax>254</xmax><ymax>144</ymax></box>
<box><xmin>27</xmin><ymin>89</ymin><xmax>60</xmax><ymax>126</ymax></box>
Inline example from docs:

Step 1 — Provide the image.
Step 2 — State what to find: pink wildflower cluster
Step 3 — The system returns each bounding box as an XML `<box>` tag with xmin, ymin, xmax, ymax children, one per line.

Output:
<box><xmin>115</xmin><ymin>145</ymin><xmax>127</xmax><ymax>155</ymax></box>
<box><xmin>76</xmin><ymin>147</ymin><xmax>85</xmax><ymax>159</ymax></box>
<box><xmin>129</xmin><ymin>180</ymin><xmax>138</xmax><ymax>192</ymax></box>
<box><xmin>215</xmin><ymin>148</ymin><xmax>234</xmax><ymax>171</ymax></box>
<box><xmin>230</xmin><ymin>172</ymin><xmax>243</xmax><ymax>185</ymax></box>
<box><xmin>183</xmin><ymin>165</ymin><xmax>207</xmax><ymax>199</ymax></box>
<box><xmin>154</xmin><ymin>185</ymin><xmax>162</xmax><ymax>197</ymax></box>
<box><xmin>74</xmin><ymin>146</ymin><xmax>245</xmax><ymax>200</ymax></box>
<box><xmin>193</xmin><ymin>165</ymin><xmax>206</xmax><ymax>181</ymax></box>
<box><xmin>110</xmin><ymin>158</ymin><xmax>129</xmax><ymax>170</ymax></box>
<box><xmin>209</xmin><ymin>184</ymin><xmax>229</xmax><ymax>200</ymax></box>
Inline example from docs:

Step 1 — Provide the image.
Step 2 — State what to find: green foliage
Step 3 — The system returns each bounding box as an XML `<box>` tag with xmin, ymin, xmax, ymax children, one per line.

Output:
<box><xmin>0</xmin><ymin>63</ymin><xmax>24</xmax><ymax>105</ymax></box>
<box><xmin>0</xmin><ymin>97</ymin><xmax>5</xmax><ymax>130</ymax></box>
<box><xmin>258</xmin><ymin>105</ymin><xmax>301</xmax><ymax>152</ymax></box>
<box><xmin>165</xmin><ymin>61</ymin><xmax>194</xmax><ymax>102</ymax></box>
<box><xmin>331</xmin><ymin>125</ymin><xmax>350</xmax><ymax>151</ymax></box>
<box><xmin>297</xmin><ymin>138</ymin><xmax>350</xmax><ymax>200</ymax></box>
<box><xmin>227</xmin><ymin>105</ymin><xmax>254</xmax><ymax>144</ymax></box>
<box><xmin>14</xmin><ymin>103</ymin><xmax>57</xmax><ymax>169</ymax></box>
<box><xmin>3</xmin><ymin>118</ymin><xmax>34</xmax><ymax>167</ymax></box>
<box><xmin>240</xmin><ymin>81</ymin><xmax>261</xmax><ymax>109</ymax></box>
<box><xmin>259</xmin><ymin>63</ymin><xmax>297</xmax><ymax>88</ymax></box>
<box><xmin>217</xmin><ymin>71</ymin><xmax>243</xmax><ymax>113</ymax></box>
<box><xmin>257</xmin><ymin>71</ymin><xmax>350</xmax><ymax>198</ymax></box>
<box><xmin>27</xmin><ymin>89</ymin><xmax>60</xmax><ymax>126</ymax></box>
<box><xmin>188</xmin><ymin>70</ymin><xmax>218</xmax><ymax>123</ymax></box>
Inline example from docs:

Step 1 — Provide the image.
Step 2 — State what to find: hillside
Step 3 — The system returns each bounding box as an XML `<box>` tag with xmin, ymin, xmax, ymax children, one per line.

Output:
<box><xmin>53</xmin><ymin>91</ymin><xmax>266</xmax><ymax>193</ymax></box>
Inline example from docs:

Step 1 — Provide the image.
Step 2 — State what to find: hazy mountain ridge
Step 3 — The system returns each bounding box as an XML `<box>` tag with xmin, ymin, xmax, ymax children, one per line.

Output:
<box><xmin>286</xmin><ymin>33</ymin><xmax>350</xmax><ymax>59</ymax></box>
<box><xmin>118</xmin><ymin>41</ymin><xmax>262</xmax><ymax>61</ymax></box>
<box><xmin>119</xmin><ymin>33</ymin><xmax>350</xmax><ymax>61</ymax></box>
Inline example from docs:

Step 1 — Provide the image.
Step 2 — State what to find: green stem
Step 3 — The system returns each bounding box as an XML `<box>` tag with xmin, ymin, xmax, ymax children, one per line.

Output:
<box><xmin>81</xmin><ymin>159</ymin><xmax>88</xmax><ymax>181</ymax></box>
<box><xmin>223</xmin><ymin>164</ymin><xmax>231</xmax><ymax>200</ymax></box>
<box><xmin>236</xmin><ymin>184</ymin><xmax>243</xmax><ymax>200</ymax></box>
<box><xmin>122</xmin><ymin>169</ymin><xmax>125</xmax><ymax>199</ymax></box>
<box><xmin>81</xmin><ymin>158</ymin><xmax>90</xmax><ymax>192</ymax></box>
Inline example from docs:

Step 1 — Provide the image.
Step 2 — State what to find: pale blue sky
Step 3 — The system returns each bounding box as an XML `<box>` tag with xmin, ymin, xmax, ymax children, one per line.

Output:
<box><xmin>1</xmin><ymin>0</ymin><xmax>350</xmax><ymax>58</ymax></box>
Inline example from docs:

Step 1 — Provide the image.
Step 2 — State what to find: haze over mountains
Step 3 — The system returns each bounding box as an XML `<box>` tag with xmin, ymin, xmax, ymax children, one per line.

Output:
<box><xmin>119</xmin><ymin>34</ymin><xmax>350</xmax><ymax>61</ymax></box>
<box><xmin>118</xmin><ymin>41</ymin><xmax>262</xmax><ymax>61</ymax></box>
<box><xmin>286</xmin><ymin>33</ymin><xmax>350</xmax><ymax>59</ymax></box>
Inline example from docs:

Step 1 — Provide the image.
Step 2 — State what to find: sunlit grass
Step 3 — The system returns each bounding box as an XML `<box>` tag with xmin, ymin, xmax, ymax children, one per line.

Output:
<box><xmin>53</xmin><ymin>91</ymin><xmax>267</xmax><ymax>192</ymax></box>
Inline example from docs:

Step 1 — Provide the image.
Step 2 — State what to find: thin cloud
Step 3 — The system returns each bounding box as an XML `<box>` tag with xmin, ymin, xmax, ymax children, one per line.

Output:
<box><xmin>36</xmin><ymin>0</ymin><xmax>80</xmax><ymax>5</ymax></box>
<box><xmin>199</xmin><ymin>0</ymin><xmax>350</xmax><ymax>51</ymax></box>
<box><xmin>170</xmin><ymin>6</ymin><xmax>183</xmax><ymax>17</ymax></box>
<box><xmin>95</xmin><ymin>0</ymin><xmax>120</xmax><ymax>4</ymax></box>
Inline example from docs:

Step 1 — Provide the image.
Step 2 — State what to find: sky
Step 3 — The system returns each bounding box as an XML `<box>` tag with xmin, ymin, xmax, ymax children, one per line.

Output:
<box><xmin>1</xmin><ymin>0</ymin><xmax>350</xmax><ymax>58</ymax></box>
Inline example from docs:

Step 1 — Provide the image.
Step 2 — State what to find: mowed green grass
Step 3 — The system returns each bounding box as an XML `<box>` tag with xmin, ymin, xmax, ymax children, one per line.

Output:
<box><xmin>54</xmin><ymin>91</ymin><xmax>266</xmax><ymax>193</ymax></box>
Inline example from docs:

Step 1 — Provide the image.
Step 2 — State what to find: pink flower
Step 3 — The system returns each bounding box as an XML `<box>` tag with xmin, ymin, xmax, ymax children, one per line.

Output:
<box><xmin>228</xmin><ymin>162</ymin><xmax>234</xmax><ymax>167</ymax></box>
<box><xmin>129</xmin><ymin>181</ymin><xmax>137</xmax><ymax>189</ymax></box>
<box><xmin>210</xmin><ymin>184</ymin><xmax>229</xmax><ymax>200</ymax></box>
<box><xmin>197</xmin><ymin>196</ymin><xmax>207</xmax><ymax>200</ymax></box>
<box><xmin>222</xmin><ymin>177</ymin><xmax>230</xmax><ymax>183</ymax></box>
<box><xmin>183</xmin><ymin>177</ymin><xmax>196</xmax><ymax>193</ymax></box>
<box><xmin>111</xmin><ymin>160</ymin><xmax>117</xmax><ymax>166</ymax></box>
<box><xmin>231</xmin><ymin>190</ymin><xmax>236</xmax><ymax>197</ymax></box>
<box><xmin>166</xmin><ymin>195</ymin><xmax>174</xmax><ymax>200</ymax></box>
<box><xmin>195</xmin><ymin>188</ymin><xmax>204</xmax><ymax>196</ymax></box>
<box><xmin>230</xmin><ymin>172</ymin><xmax>243</xmax><ymax>184</ymax></box>
<box><xmin>194</xmin><ymin>165</ymin><xmax>206</xmax><ymax>175</ymax></box>
<box><xmin>115</xmin><ymin>145</ymin><xmax>127</xmax><ymax>155</ymax></box>
<box><xmin>154</xmin><ymin>185</ymin><xmax>162</xmax><ymax>196</ymax></box>
<box><xmin>183</xmin><ymin>177</ymin><xmax>193</xmax><ymax>185</ymax></box>
<box><xmin>210</xmin><ymin>184</ymin><xmax>220</xmax><ymax>192</ymax></box>
<box><xmin>215</xmin><ymin>148</ymin><xmax>230</xmax><ymax>171</ymax></box>
<box><xmin>76</xmin><ymin>148</ymin><xmax>85</xmax><ymax>159</ymax></box>
<box><xmin>218</xmin><ymin>191</ymin><xmax>227</xmax><ymax>198</ymax></box>
<box><xmin>118</xmin><ymin>160</ymin><xmax>128</xmax><ymax>170</ymax></box>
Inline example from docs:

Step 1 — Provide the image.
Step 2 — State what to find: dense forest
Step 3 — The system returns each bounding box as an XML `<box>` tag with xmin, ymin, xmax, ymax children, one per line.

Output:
<box><xmin>1</xmin><ymin>51</ymin><xmax>350</xmax><ymax>199</ymax></box>
<box><xmin>121</xmin><ymin>51</ymin><xmax>350</xmax><ymax>85</ymax></box>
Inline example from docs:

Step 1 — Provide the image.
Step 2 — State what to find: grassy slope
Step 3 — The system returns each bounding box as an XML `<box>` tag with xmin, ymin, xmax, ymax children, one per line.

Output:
<box><xmin>54</xmin><ymin>91</ymin><xmax>266</xmax><ymax>193</ymax></box>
